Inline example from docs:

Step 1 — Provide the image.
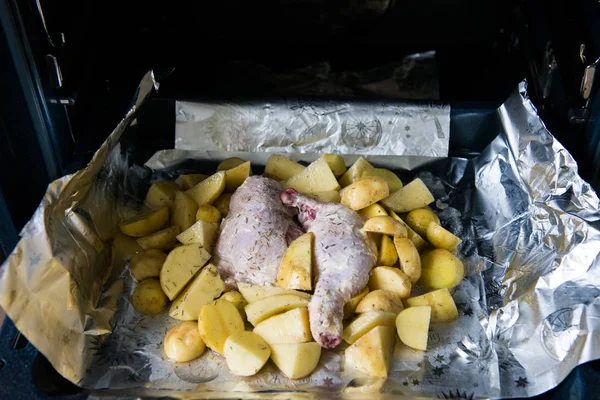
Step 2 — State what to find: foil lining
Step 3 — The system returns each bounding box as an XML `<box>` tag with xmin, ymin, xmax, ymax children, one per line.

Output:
<box><xmin>0</xmin><ymin>70</ymin><xmax>599</xmax><ymax>399</ymax></box>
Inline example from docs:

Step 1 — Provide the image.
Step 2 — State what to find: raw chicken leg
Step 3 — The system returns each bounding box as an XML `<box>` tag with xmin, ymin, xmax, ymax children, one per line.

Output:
<box><xmin>281</xmin><ymin>189</ymin><xmax>377</xmax><ymax>348</ymax></box>
<box><xmin>214</xmin><ymin>176</ymin><xmax>303</xmax><ymax>288</ymax></box>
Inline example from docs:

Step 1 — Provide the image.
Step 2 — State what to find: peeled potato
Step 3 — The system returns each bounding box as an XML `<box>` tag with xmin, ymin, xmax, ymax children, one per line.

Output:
<box><xmin>343</xmin><ymin>310</ymin><xmax>396</xmax><ymax>344</ymax></box>
<box><xmin>426</xmin><ymin>222</ymin><xmax>462</xmax><ymax>251</ymax></box>
<box><xmin>145</xmin><ymin>181</ymin><xmax>179</xmax><ymax>210</ymax></box>
<box><xmin>198</xmin><ymin>299</ymin><xmax>245</xmax><ymax>354</ymax></box>
<box><xmin>361</xmin><ymin>168</ymin><xmax>403</xmax><ymax>192</ymax></box>
<box><xmin>264</xmin><ymin>155</ymin><xmax>305</xmax><ymax>181</ymax></box>
<box><xmin>343</xmin><ymin>286</ymin><xmax>370</xmax><ymax>319</ymax></box>
<box><xmin>196</xmin><ymin>204</ymin><xmax>222</xmax><ymax>223</ymax></box>
<box><xmin>175</xmin><ymin>174</ymin><xmax>208</xmax><ymax>190</ymax></box>
<box><xmin>163</xmin><ymin>321</ymin><xmax>206</xmax><ymax>362</ymax></box>
<box><xmin>213</xmin><ymin>193</ymin><xmax>232</xmax><ymax>216</ymax></box>
<box><xmin>245</xmin><ymin>294</ymin><xmax>310</xmax><ymax>326</ymax></box>
<box><xmin>130</xmin><ymin>249</ymin><xmax>166</xmax><ymax>281</ymax></box>
<box><xmin>339</xmin><ymin>157</ymin><xmax>373</xmax><ymax>188</ymax></box>
<box><xmin>389</xmin><ymin>211</ymin><xmax>429</xmax><ymax>252</ymax></box>
<box><xmin>186</xmin><ymin>171</ymin><xmax>226</xmax><ymax>206</ymax></box>
<box><xmin>362</xmin><ymin>216</ymin><xmax>407</xmax><ymax>237</ymax></box>
<box><xmin>419</xmin><ymin>249</ymin><xmax>464</xmax><ymax>289</ymax></box>
<box><xmin>137</xmin><ymin>226</ymin><xmax>180</xmax><ymax>252</ymax></box>
<box><xmin>359</xmin><ymin>203</ymin><xmax>388</xmax><ymax>219</ymax></box>
<box><xmin>405</xmin><ymin>288</ymin><xmax>458</xmax><ymax>323</ymax></box>
<box><xmin>131</xmin><ymin>279</ymin><xmax>168</xmax><ymax>315</ymax></box>
<box><xmin>224</xmin><ymin>161</ymin><xmax>251</xmax><ymax>192</ymax></box>
<box><xmin>355</xmin><ymin>290</ymin><xmax>404</xmax><ymax>314</ymax></box>
<box><xmin>119</xmin><ymin>207</ymin><xmax>169</xmax><ymax>238</ymax></box>
<box><xmin>238</xmin><ymin>283</ymin><xmax>311</xmax><ymax>303</ymax></box>
<box><xmin>160</xmin><ymin>244</ymin><xmax>211</xmax><ymax>300</ymax></box>
<box><xmin>393</xmin><ymin>237</ymin><xmax>421</xmax><ymax>283</ymax></box>
<box><xmin>171</xmin><ymin>191</ymin><xmax>198</xmax><ymax>232</ymax></box>
<box><xmin>340</xmin><ymin>177</ymin><xmax>389</xmax><ymax>211</ymax></box>
<box><xmin>217</xmin><ymin>157</ymin><xmax>246</xmax><ymax>171</ymax></box>
<box><xmin>169</xmin><ymin>264</ymin><xmax>225</xmax><ymax>320</ymax></box>
<box><xmin>396</xmin><ymin>306</ymin><xmax>431</xmax><ymax>350</ymax></box>
<box><xmin>346</xmin><ymin>325</ymin><xmax>396</xmax><ymax>378</ymax></box>
<box><xmin>224</xmin><ymin>331</ymin><xmax>271</xmax><ymax>376</ymax></box>
<box><xmin>176</xmin><ymin>219</ymin><xmax>220</xmax><ymax>251</ymax></box>
<box><xmin>377</xmin><ymin>235</ymin><xmax>398</xmax><ymax>266</ymax></box>
<box><xmin>323</xmin><ymin>154</ymin><xmax>347</xmax><ymax>177</ymax></box>
<box><xmin>277</xmin><ymin>232</ymin><xmax>313</xmax><ymax>290</ymax></box>
<box><xmin>253</xmin><ymin>307</ymin><xmax>312</xmax><ymax>344</ymax></box>
<box><xmin>405</xmin><ymin>208</ymin><xmax>441</xmax><ymax>237</ymax></box>
<box><xmin>380</xmin><ymin>178</ymin><xmax>434</xmax><ymax>213</ymax></box>
<box><xmin>270</xmin><ymin>342</ymin><xmax>322</xmax><ymax>379</ymax></box>
<box><xmin>285</xmin><ymin>157</ymin><xmax>340</xmax><ymax>194</ymax></box>
<box><xmin>368</xmin><ymin>266</ymin><xmax>412</xmax><ymax>299</ymax></box>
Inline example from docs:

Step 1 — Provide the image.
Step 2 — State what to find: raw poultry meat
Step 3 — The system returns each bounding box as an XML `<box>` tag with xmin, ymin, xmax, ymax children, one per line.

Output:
<box><xmin>281</xmin><ymin>189</ymin><xmax>378</xmax><ymax>348</ymax></box>
<box><xmin>214</xmin><ymin>176</ymin><xmax>303</xmax><ymax>288</ymax></box>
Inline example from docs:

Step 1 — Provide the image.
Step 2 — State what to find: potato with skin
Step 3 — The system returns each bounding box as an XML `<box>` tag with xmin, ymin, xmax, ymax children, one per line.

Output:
<box><xmin>238</xmin><ymin>283</ymin><xmax>312</xmax><ymax>303</ymax></box>
<box><xmin>221</xmin><ymin>291</ymin><xmax>248</xmax><ymax>319</ymax></box>
<box><xmin>213</xmin><ymin>193</ymin><xmax>232</xmax><ymax>216</ymax></box>
<box><xmin>277</xmin><ymin>232</ymin><xmax>314</xmax><ymax>290</ymax></box>
<box><xmin>359</xmin><ymin>203</ymin><xmax>388</xmax><ymax>219</ymax></box>
<box><xmin>285</xmin><ymin>157</ymin><xmax>340</xmax><ymax>194</ymax></box>
<box><xmin>389</xmin><ymin>211</ymin><xmax>429</xmax><ymax>252</ymax></box>
<box><xmin>169</xmin><ymin>264</ymin><xmax>225</xmax><ymax>320</ymax></box>
<box><xmin>171</xmin><ymin>191</ymin><xmax>198</xmax><ymax>232</ymax></box>
<box><xmin>405</xmin><ymin>208</ymin><xmax>440</xmax><ymax>237</ymax></box>
<box><xmin>160</xmin><ymin>244</ymin><xmax>211</xmax><ymax>300</ymax></box>
<box><xmin>176</xmin><ymin>219</ymin><xmax>220</xmax><ymax>251</ymax></box>
<box><xmin>343</xmin><ymin>310</ymin><xmax>397</xmax><ymax>344</ymax></box>
<box><xmin>380</xmin><ymin>178</ymin><xmax>435</xmax><ymax>213</ymax></box>
<box><xmin>340</xmin><ymin>177</ymin><xmax>389</xmax><ymax>211</ymax></box>
<box><xmin>377</xmin><ymin>235</ymin><xmax>398</xmax><ymax>266</ymax></box>
<box><xmin>264</xmin><ymin>155</ymin><xmax>305</xmax><ymax>181</ymax></box>
<box><xmin>253</xmin><ymin>307</ymin><xmax>312</xmax><ymax>344</ymax></box>
<box><xmin>175</xmin><ymin>174</ymin><xmax>208</xmax><ymax>190</ymax></box>
<box><xmin>270</xmin><ymin>342</ymin><xmax>322</xmax><ymax>379</ymax></box>
<box><xmin>186</xmin><ymin>171</ymin><xmax>226</xmax><ymax>206</ymax></box>
<box><xmin>339</xmin><ymin>157</ymin><xmax>373</xmax><ymax>187</ymax></box>
<box><xmin>393</xmin><ymin>237</ymin><xmax>421</xmax><ymax>283</ymax></box>
<box><xmin>355</xmin><ymin>290</ymin><xmax>404</xmax><ymax>314</ymax></box>
<box><xmin>217</xmin><ymin>157</ymin><xmax>246</xmax><ymax>171</ymax></box>
<box><xmin>404</xmin><ymin>288</ymin><xmax>458</xmax><ymax>323</ymax></box>
<box><xmin>345</xmin><ymin>326</ymin><xmax>396</xmax><ymax>378</ymax></box>
<box><xmin>198</xmin><ymin>299</ymin><xmax>245</xmax><ymax>354</ymax></box>
<box><xmin>368</xmin><ymin>266</ymin><xmax>412</xmax><ymax>299</ymax></box>
<box><xmin>426</xmin><ymin>222</ymin><xmax>462</xmax><ymax>251</ymax></box>
<box><xmin>130</xmin><ymin>249</ymin><xmax>167</xmax><ymax>280</ymax></box>
<box><xmin>361</xmin><ymin>168</ymin><xmax>403</xmax><ymax>192</ymax></box>
<box><xmin>119</xmin><ymin>207</ymin><xmax>169</xmax><ymax>237</ymax></box>
<box><xmin>224</xmin><ymin>331</ymin><xmax>271</xmax><ymax>376</ymax></box>
<box><xmin>137</xmin><ymin>226</ymin><xmax>180</xmax><ymax>252</ymax></box>
<box><xmin>419</xmin><ymin>249</ymin><xmax>464</xmax><ymax>289</ymax></box>
<box><xmin>396</xmin><ymin>306</ymin><xmax>431</xmax><ymax>351</ymax></box>
<box><xmin>163</xmin><ymin>321</ymin><xmax>206</xmax><ymax>362</ymax></box>
<box><xmin>245</xmin><ymin>294</ymin><xmax>310</xmax><ymax>326</ymax></box>
<box><xmin>323</xmin><ymin>154</ymin><xmax>347</xmax><ymax>177</ymax></box>
<box><xmin>131</xmin><ymin>279</ymin><xmax>169</xmax><ymax>315</ymax></box>
<box><xmin>145</xmin><ymin>181</ymin><xmax>180</xmax><ymax>210</ymax></box>
<box><xmin>311</xmin><ymin>191</ymin><xmax>341</xmax><ymax>203</ymax></box>
<box><xmin>224</xmin><ymin>160</ymin><xmax>252</xmax><ymax>192</ymax></box>
<box><xmin>362</xmin><ymin>216</ymin><xmax>407</xmax><ymax>237</ymax></box>
<box><xmin>343</xmin><ymin>286</ymin><xmax>370</xmax><ymax>319</ymax></box>
<box><xmin>196</xmin><ymin>204</ymin><xmax>222</xmax><ymax>223</ymax></box>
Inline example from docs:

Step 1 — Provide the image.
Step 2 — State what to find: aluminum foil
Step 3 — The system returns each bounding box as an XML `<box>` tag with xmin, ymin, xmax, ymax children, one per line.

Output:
<box><xmin>1</xmin><ymin>70</ymin><xmax>599</xmax><ymax>399</ymax></box>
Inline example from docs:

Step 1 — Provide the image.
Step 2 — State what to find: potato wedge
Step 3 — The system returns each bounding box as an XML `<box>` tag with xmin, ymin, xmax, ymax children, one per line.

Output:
<box><xmin>224</xmin><ymin>160</ymin><xmax>251</xmax><ymax>192</ymax></box>
<box><xmin>198</xmin><ymin>299</ymin><xmax>245</xmax><ymax>354</ymax></box>
<box><xmin>130</xmin><ymin>249</ymin><xmax>166</xmax><ymax>280</ymax></box>
<box><xmin>393</xmin><ymin>237</ymin><xmax>421</xmax><ymax>283</ymax></box>
<box><xmin>238</xmin><ymin>283</ymin><xmax>312</xmax><ymax>303</ymax></box>
<box><xmin>277</xmin><ymin>232</ymin><xmax>313</xmax><ymax>290</ymax></box>
<box><xmin>264</xmin><ymin>155</ymin><xmax>305</xmax><ymax>181</ymax></box>
<box><xmin>343</xmin><ymin>286</ymin><xmax>370</xmax><ymax>319</ymax></box>
<box><xmin>213</xmin><ymin>193</ymin><xmax>232</xmax><ymax>216</ymax></box>
<box><xmin>195</xmin><ymin>204</ymin><xmax>222</xmax><ymax>223</ymax></box>
<box><xmin>343</xmin><ymin>310</ymin><xmax>397</xmax><ymax>344</ymax></box>
<box><xmin>377</xmin><ymin>235</ymin><xmax>398</xmax><ymax>266</ymax></box>
<box><xmin>169</xmin><ymin>264</ymin><xmax>225</xmax><ymax>320</ymax></box>
<box><xmin>345</xmin><ymin>325</ymin><xmax>395</xmax><ymax>378</ymax></box>
<box><xmin>119</xmin><ymin>207</ymin><xmax>169</xmax><ymax>237</ymax></box>
<box><xmin>311</xmin><ymin>191</ymin><xmax>341</xmax><ymax>203</ymax></box>
<box><xmin>380</xmin><ymin>178</ymin><xmax>434</xmax><ymax>213</ymax></box>
<box><xmin>323</xmin><ymin>154</ymin><xmax>347</xmax><ymax>177</ymax></box>
<box><xmin>355</xmin><ymin>290</ymin><xmax>404</xmax><ymax>314</ymax></box>
<box><xmin>160</xmin><ymin>244</ymin><xmax>211</xmax><ymax>300</ymax></box>
<box><xmin>426</xmin><ymin>222</ymin><xmax>462</xmax><ymax>251</ymax></box>
<box><xmin>224</xmin><ymin>331</ymin><xmax>270</xmax><ymax>376</ymax></box>
<box><xmin>362</xmin><ymin>216</ymin><xmax>407</xmax><ymax>237</ymax></box>
<box><xmin>270</xmin><ymin>342</ymin><xmax>322</xmax><ymax>379</ymax></box>
<box><xmin>145</xmin><ymin>181</ymin><xmax>180</xmax><ymax>210</ymax></box>
<box><xmin>164</xmin><ymin>321</ymin><xmax>206</xmax><ymax>362</ymax></box>
<box><xmin>186</xmin><ymin>171</ymin><xmax>226</xmax><ymax>206</ymax></box>
<box><xmin>217</xmin><ymin>157</ymin><xmax>246</xmax><ymax>171</ymax></box>
<box><xmin>339</xmin><ymin>157</ymin><xmax>373</xmax><ymax>188</ymax></box>
<box><xmin>361</xmin><ymin>168</ymin><xmax>403</xmax><ymax>192</ymax></box>
<box><xmin>419</xmin><ymin>249</ymin><xmax>464</xmax><ymax>289</ymax></box>
<box><xmin>221</xmin><ymin>291</ymin><xmax>248</xmax><ymax>319</ymax></box>
<box><xmin>359</xmin><ymin>204</ymin><xmax>388</xmax><ymax>219</ymax></box>
<box><xmin>396</xmin><ymin>306</ymin><xmax>431</xmax><ymax>350</ymax></box>
<box><xmin>171</xmin><ymin>191</ymin><xmax>198</xmax><ymax>232</ymax></box>
<box><xmin>405</xmin><ymin>208</ymin><xmax>440</xmax><ymax>237</ymax></box>
<box><xmin>137</xmin><ymin>226</ymin><xmax>180</xmax><ymax>252</ymax></box>
<box><xmin>389</xmin><ymin>211</ymin><xmax>429</xmax><ymax>252</ymax></box>
<box><xmin>175</xmin><ymin>174</ymin><xmax>208</xmax><ymax>190</ymax></box>
<box><xmin>404</xmin><ymin>288</ymin><xmax>458</xmax><ymax>323</ymax></box>
<box><xmin>285</xmin><ymin>157</ymin><xmax>340</xmax><ymax>194</ymax></box>
<box><xmin>176</xmin><ymin>219</ymin><xmax>220</xmax><ymax>251</ymax></box>
<box><xmin>340</xmin><ymin>177</ymin><xmax>389</xmax><ymax>211</ymax></box>
<box><xmin>368</xmin><ymin>266</ymin><xmax>412</xmax><ymax>299</ymax></box>
<box><xmin>131</xmin><ymin>279</ymin><xmax>168</xmax><ymax>315</ymax></box>
<box><xmin>253</xmin><ymin>307</ymin><xmax>312</xmax><ymax>344</ymax></box>
<box><xmin>245</xmin><ymin>294</ymin><xmax>310</xmax><ymax>326</ymax></box>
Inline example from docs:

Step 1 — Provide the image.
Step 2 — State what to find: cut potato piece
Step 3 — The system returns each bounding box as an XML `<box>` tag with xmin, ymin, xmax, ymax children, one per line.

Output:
<box><xmin>224</xmin><ymin>160</ymin><xmax>251</xmax><ymax>192</ymax></box>
<box><xmin>340</xmin><ymin>177</ymin><xmax>389</xmax><ymax>211</ymax></box>
<box><xmin>389</xmin><ymin>211</ymin><xmax>429</xmax><ymax>252</ymax></box>
<box><xmin>377</xmin><ymin>235</ymin><xmax>398</xmax><ymax>266</ymax></box>
<box><xmin>176</xmin><ymin>219</ymin><xmax>220</xmax><ymax>251</ymax></box>
<box><xmin>160</xmin><ymin>244</ymin><xmax>211</xmax><ymax>300</ymax></box>
<box><xmin>359</xmin><ymin>204</ymin><xmax>388</xmax><ymax>219</ymax></box>
<box><xmin>396</xmin><ymin>306</ymin><xmax>431</xmax><ymax>350</ymax></box>
<box><xmin>145</xmin><ymin>181</ymin><xmax>179</xmax><ymax>210</ymax></box>
<box><xmin>265</xmin><ymin>155</ymin><xmax>305</xmax><ymax>181</ymax></box>
<box><xmin>426</xmin><ymin>222</ymin><xmax>462</xmax><ymax>251</ymax></box>
<box><xmin>245</xmin><ymin>294</ymin><xmax>310</xmax><ymax>326</ymax></box>
<box><xmin>339</xmin><ymin>157</ymin><xmax>373</xmax><ymax>188</ymax></box>
<box><xmin>119</xmin><ymin>207</ymin><xmax>169</xmax><ymax>237</ymax></box>
<box><xmin>368</xmin><ymin>266</ymin><xmax>412</xmax><ymax>299</ymax></box>
<box><xmin>198</xmin><ymin>299</ymin><xmax>245</xmax><ymax>354</ymax></box>
<box><xmin>238</xmin><ymin>283</ymin><xmax>312</xmax><ymax>303</ymax></box>
<box><xmin>221</xmin><ymin>291</ymin><xmax>248</xmax><ymax>319</ymax></box>
<box><xmin>361</xmin><ymin>168</ymin><xmax>403</xmax><ymax>192</ymax></box>
<box><xmin>169</xmin><ymin>264</ymin><xmax>225</xmax><ymax>320</ymax></box>
<box><xmin>186</xmin><ymin>171</ymin><xmax>226</xmax><ymax>206</ymax></box>
<box><xmin>217</xmin><ymin>157</ymin><xmax>246</xmax><ymax>172</ymax></box>
<box><xmin>137</xmin><ymin>226</ymin><xmax>180</xmax><ymax>252</ymax></box>
<box><xmin>343</xmin><ymin>310</ymin><xmax>396</xmax><ymax>344</ymax></box>
<box><xmin>224</xmin><ymin>331</ymin><xmax>270</xmax><ymax>376</ymax></box>
<box><xmin>355</xmin><ymin>290</ymin><xmax>404</xmax><ymax>314</ymax></box>
<box><xmin>311</xmin><ymin>191</ymin><xmax>341</xmax><ymax>203</ymax></box>
<box><xmin>362</xmin><ymin>216</ymin><xmax>407</xmax><ymax>237</ymax></box>
<box><xmin>131</xmin><ymin>279</ymin><xmax>168</xmax><ymax>315</ymax></box>
<box><xmin>405</xmin><ymin>208</ymin><xmax>440</xmax><ymax>237</ymax></box>
<box><xmin>195</xmin><ymin>204</ymin><xmax>222</xmax><ymax>223</ymax></box>
<box><xmin>405</xmin><ymin>288</ymin><xmax>458</xmax><ymax>323</ymax></box>
<box><xmin>393</xmin><ymin>237</ymin><xmax>421</xmax><ymax>284</ymax></box>
<box><xmin>343</xmin><ymin>286</ymin><xmax>370</xmax><ymax>319</ymax></box>
<box><xmin>323</xmin><ymin>154</ymin><xmax>347</xmax><ymax>177</ymax></box>
<box><xmin>253</xmin><ymin>307</ymin><xmax>312</xmax><ymax>344</ymax></box>
<box><xmin>213</xmin><ymin>193</ymin><xmax>232</xmax><ymax>216</ymax></box>
<box><xmin>346</xmin><ymin>326</ymin><xmax>395</xmax><ymax>378</ymax></box>
<box><xmin>270</xmin><ymin>342</ymin><xmax>322</xmax><ymax>379</ymax></box>
<box><xmin>277</xmin><ymin>232</ymin><xmax>313</xmax><ymax>290</ymax></box>
<box><xmin>175</xmin><ymin>174</ymin><xmax>208</xmax><ymax>190</ymax></box>
<box><xmin>163</xmin><ymin>321</ymin><xmax>206</xmax><ymax>362</ymax></box>
<box><xmin>380</xmin><ymin>178</ymin><xmax>435</xmax><ymax>213</ymax></box>
<box><xmin>285</xmin><ymin>157</ymin><xmax>340</xmax><ymax>194</ymax></box>
<box><xmin>171</xmin><ymin>191</ymin><xmax>198</xmax><ymax>232</ymax></box>
<box><xmin>130</xmin><ymin>249</ymin><xmax>166</xmax><ymax>281</ymax></box>
<box><xmin>419</xmin><ymin>249</ymin><xmax>464</xmax><ymax>289</ymax></box>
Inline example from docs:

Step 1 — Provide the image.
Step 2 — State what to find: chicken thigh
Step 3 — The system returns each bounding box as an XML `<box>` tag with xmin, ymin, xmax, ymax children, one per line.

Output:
<box><xmin>281</xmin><ymin>189</ymin><xmax>377</xmax><ymax>348</ymax></box>
<box><xmin>214</xmin><ymin>176</ymin><xmax>303</xmax><ymax>288</ymax></box>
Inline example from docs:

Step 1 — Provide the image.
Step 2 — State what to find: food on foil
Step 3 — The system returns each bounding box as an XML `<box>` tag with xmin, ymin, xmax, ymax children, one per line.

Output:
<box><xmin>119</xmin><ymin>154</ymin><xmax>463</xmax><ymax>379</ymax></box>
